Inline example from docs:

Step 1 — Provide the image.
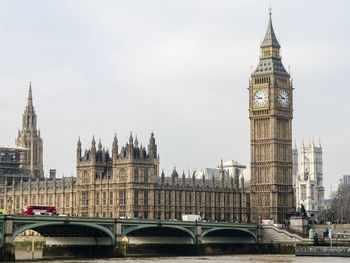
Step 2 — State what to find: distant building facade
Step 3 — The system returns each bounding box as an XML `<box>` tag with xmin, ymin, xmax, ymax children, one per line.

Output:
<box><xmin>15</xmin><ymin>83</ymin><xmax>44</xmax><ymax>177</ymax></box>
<box><xmin>341</xmin><ymin>175</ymin><xmax>350</xmax><ymax>185</ymax></box>
<box><xmin>294</xmin><ymin>140</ymin><xmax>325</xmax><ymax>218</ymax></box>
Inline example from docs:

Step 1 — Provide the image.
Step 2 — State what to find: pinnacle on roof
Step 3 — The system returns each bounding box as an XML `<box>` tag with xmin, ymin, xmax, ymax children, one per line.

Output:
<box><xmin>27</xmin><ymin>81</ymin><xmax>33</xmax><ymax>107</ymax></box>
<box><xmin>129</xmin><ymin>131</ymin><xmax>133</xmax><ymax>144</ymax></box>
<box><xmin>134</xmin><ymin>135</ymin><xmax>139</xmax><ymax>147</ymax></box>
<box><xmin>98</xmin><ymin>138</ymin><xmax>102</xmax><ymax>150</ymax></box>
<box><xmin>260</xmin><ymin>8</ymin><xmax>280</xmax><ymax>48</ymax></box>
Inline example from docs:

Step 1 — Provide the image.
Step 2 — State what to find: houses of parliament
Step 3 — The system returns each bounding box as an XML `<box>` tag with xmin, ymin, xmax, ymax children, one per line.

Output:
<box><xmin>0</xmin><ymin>11</ymin><xmax>293</xmax><ymax>224</ymax></box>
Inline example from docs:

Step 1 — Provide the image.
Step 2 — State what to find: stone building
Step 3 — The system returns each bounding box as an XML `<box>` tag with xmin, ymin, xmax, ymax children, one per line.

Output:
<box><xmin>249</xmin><ymin>10</ymin><xmax>294</xmax><ymax>223</ymax></box>
<box><xmin>75</xmin><ymin>135</ymin><xmax>250</xmax><ymax>221</ymax></box>
<box><xmin>1</xmin><ymin>134</ymin><xmax>250</xmax><ymax>222</ymax></box>
<box><xmin>294</xmin><ymin>140</ymin><xmax>325</xmax><ymax>218</ymax></box>
<box><xmin>15</xmin><ymin>83</ymin><xmax>44</xmax><ymax>177</ymax></box>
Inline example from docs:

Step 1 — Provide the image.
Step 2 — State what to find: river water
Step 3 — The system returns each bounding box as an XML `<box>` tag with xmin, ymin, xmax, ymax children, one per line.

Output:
<box><xmin>14</xmin><ymin>249</ymin><xmax>350</xmax><ymax>263</ymax></box>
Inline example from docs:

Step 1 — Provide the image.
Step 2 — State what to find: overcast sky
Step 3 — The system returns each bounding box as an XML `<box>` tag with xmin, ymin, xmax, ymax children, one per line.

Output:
<box><xmin>1</xmin><ymin>0</ymin><xmax>349</xmax><ymax>198</ymax></box>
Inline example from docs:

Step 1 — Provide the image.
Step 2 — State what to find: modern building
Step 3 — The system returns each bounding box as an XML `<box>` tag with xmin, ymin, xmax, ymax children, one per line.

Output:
<box><xmin>294</xmin><ymin>140</ymin><xmax>325</xmax><ymax>218</ymax></box>
<box><xmin>249</xmin><ymin>10</ymin><xmax>294</xmax><ymax>223</ymax></box>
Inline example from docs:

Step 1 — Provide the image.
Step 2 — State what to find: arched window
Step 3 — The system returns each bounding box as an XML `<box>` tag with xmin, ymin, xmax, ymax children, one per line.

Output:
<box><xmin>144</xmin><ymin>168</ymin><xmax>148</xmax><ymax>183</ymax></box>
<box><xmin>134</xmin><ymin>168</ymin><xmax>139</xmax><ymax>182</ymax></box>
<box><xmin>83</xmin><ymin>171</ymin><xmax>88</xmax><ymax>183</ymax></box>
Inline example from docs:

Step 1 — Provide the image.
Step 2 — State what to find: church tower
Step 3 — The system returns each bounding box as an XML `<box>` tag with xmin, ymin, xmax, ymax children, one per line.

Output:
<box><xmin>249</xmin><ymin>10</ymin><xmax>293</xmax><ymax>223</ymax></box>
<box><xmin>16</xmin><ymin>83</ymin><xmax>44</xmax><ymax>177</ymax></box>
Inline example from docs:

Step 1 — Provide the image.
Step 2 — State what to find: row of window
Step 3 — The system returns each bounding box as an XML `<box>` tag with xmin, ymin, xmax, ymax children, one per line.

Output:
<box><xmin>82</xmin><ymin>168</ymin><xmax>150</xmax><ymax>183</ymax></box>
<box><xmin>81</xmin><ymin>190</ymin><xmax>235</xmax><ymax>207</ymax></box>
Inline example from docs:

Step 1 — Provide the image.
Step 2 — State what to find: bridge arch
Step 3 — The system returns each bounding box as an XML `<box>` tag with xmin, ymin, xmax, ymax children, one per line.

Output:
<box><xmin>202</xmin><ymin>227</ymin><xmax>257</xmax><ymax>243</ymax></box>
<box><xmin>13</xmin><ymin>221</ymin><xmax>115</xmax><ymax>245</ymax></box>
<box><xmin>122</xmin><ymin>225</ymin><xmax>196</xmax><ymax>244</ymax></box>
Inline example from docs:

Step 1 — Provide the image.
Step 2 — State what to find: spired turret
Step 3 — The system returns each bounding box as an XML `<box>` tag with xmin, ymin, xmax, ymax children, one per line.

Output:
<box><xmin>16</xmin><ymin>82</ymin><xmax>44</xmax><ymax>177</ymax></box>
<box><xmin>77</xmin><ymin>137</ymin><xmax>82</xmax><ymax>164</ymax></box>
<box><xmin>233</xmin><ymin>165</ymin><xmax>239</xmax><ymax>190</ymax></box>
<box><xmin>112</xmin><ymin>133</ymin><xmax>118</xmax><ymax>162</ymax></box>
<box><xmin>148</xmin><ymin>132</ymin><xmax>157</xmax><ymax>159</ymax></box>
<box><xmin>91</xmin><ymin>136</ymin><xmax>96</xmax><ymax>163</ymax></box>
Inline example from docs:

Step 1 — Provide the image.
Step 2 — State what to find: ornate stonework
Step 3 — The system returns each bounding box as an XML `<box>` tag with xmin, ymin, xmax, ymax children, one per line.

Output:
<box><xmin>249</xmin><ymin>11</ymin><xmax>293</xmax><ymax>223</ymax></box>
<box><xmin>15</xmin><ymin>83</ymin><xmax>43</xmax><ymax>177</ymax></box>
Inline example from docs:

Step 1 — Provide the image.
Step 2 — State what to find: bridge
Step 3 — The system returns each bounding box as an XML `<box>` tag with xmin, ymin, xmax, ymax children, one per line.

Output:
<box><xmin>0</xmin><ymin>215</ymin><xmax>258</xmax><ymax>261</ymax></box>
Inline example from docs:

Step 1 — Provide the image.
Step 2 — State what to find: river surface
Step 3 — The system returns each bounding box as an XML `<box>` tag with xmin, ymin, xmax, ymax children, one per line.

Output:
<box><xmin>14</xmin><ymin>249</ymin><xmax>350</xmax><ymax>263</ymax></box>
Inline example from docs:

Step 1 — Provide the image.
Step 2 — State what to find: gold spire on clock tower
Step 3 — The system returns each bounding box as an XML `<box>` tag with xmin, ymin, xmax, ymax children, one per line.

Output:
<box><xmin>249</xmin><ymin>10</ymin><xmax>293</xmax><ymax>224</ymax></box>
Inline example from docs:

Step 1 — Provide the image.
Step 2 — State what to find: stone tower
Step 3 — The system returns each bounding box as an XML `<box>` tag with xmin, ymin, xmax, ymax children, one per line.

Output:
<box><xmin>249</xmin><ymin>10</ymin><xmax>293</xmax><ymax>223</ymax></box>
<box><xmin>76</xmin><ymin>132</ymin><xmax>159</xmax><ymax>218</ymax></box>
<box><xmin>16</xmin><ymin>83</ymin><xmax>44</xmax><ymax>177</ymax></box>
<box><xmin>295</xmin><ymin>139</ymin><xmax>324</xmax><ymax>218</ymax></box>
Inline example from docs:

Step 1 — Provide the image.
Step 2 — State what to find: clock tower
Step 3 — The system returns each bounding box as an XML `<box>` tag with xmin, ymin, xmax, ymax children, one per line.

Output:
<box><xmin>249</xmin><ymin>10</ymin><xmax>293</xmax><ymax>223</ymax></box>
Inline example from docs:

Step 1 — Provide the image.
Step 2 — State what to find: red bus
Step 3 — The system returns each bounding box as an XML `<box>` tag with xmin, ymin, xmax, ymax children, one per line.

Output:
<box><xmin>22</xmin><ymin>205</ymin><xmax>57</xmax><ymax>215</ymax></box>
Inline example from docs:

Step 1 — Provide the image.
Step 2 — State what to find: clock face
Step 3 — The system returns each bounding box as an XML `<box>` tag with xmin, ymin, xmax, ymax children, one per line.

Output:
<box><xmin>253</xmin><ymin>89</ymin><xmax>268</xmax><ymax>107</ymax></box>
<box><xmin>278</xmin><ymin>89</ymin><xmax>289</xmax><ymax>107</ymax></box>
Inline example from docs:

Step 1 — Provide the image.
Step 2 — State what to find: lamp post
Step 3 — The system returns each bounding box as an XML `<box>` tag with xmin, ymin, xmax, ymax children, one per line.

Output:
<box><xmin>258</xmin><ymin>213</ymin><xmax>262</xmax><ymax>224</ymax></box>
<box><xmin>116</xmin><ymin>204</ymin><xmax>121</xmax><ymax>218</ymax></box>
<box><xmin>7</xmin><ymin>198</ymin><xmax>13</xmax><ymax>215</ymax></box>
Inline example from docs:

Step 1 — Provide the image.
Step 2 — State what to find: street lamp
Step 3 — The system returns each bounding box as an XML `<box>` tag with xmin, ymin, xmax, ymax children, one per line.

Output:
<box><xmin>7</xmin><ymin>198</ymin><xmax>13</xmax><ymax>215</ymax></box>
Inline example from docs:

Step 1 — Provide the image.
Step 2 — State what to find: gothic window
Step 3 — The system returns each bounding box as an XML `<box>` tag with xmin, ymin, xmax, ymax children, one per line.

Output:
<box><xmin>109</xmin><ymin>192</ymin><xmax>113</xmax><ymax>205</ymax></box>
<box><xmin>134</xmin><ymin>168</ymin><xmax>139</xmax><ymax>182</ymax></box>
<box><xmin>96</xmin><ymin>192</ymin><xmax>100</xmax><ymax>205</ymax></box>
<box><xmin>57</xmin><ymin>195</ymin><xmax>61</xmax><ymax>208</ymax></box>
<box><xmin>144</xmin><ymin>168</ymin><xmax>148</xmax><ymax>183</ymax></box>
<box><xmin>166</xmin><ymin>191</ymin><xmax>171</xmax><ymax>207</ymax></box>
<box><xmin>119</xmin><ymin>190</ymin><xmax>125</xmax><ymax>205</ymax></box>
<box><xmin>66</xmin><ymin>195</ymin><xmax>70</xmax><ymax>208</ymax></box>
<box><xmin>103</xmin><ymin>192</ymin><xmax>107</xmax><ymax>205</ymax></box>
<box><xmin>110</xmin><ymin>212</ymin><xmax>113</xmax><ymax>218</ymax></box>
<box><xmin>83</xmin><ymin>171</ymin><xmax>89</xmax><ymax>183</ymax></box>
<box><xmin>32</xmin><ymin>196</ymin><xmax>35</xmax><ymax>204</ymax></box>
<box><xmin>144</xmin><ymin>191</ymin><xmax>148</xmax><ymax>205</ymax></box>
<box><xmin>16</xmin><ymin>197</ymin><xmax>20</xmax><ymax>209</ymax></box>
<box><xmin>311</xmin><ymin>185</ymin><xmax>315</xmax><ymax>200</ymax></box>
<box><xmin>82</xmin><ymin>191</ymin><xmax>88</xmax><ymax>206</ymax></box>
<box><xmin>119</xmin><ymin>168</ymin><xmax>126</xmax><ymax>179</ymax></box>
<box><xmin>158</xmin><ymin>192</ymin><xmax>161</xmax><ymax>205</ymax></box>
<box><xmin>134</xmin><ymin>191</ymin><xmax>138</xmax><ymax>206</ymax></box>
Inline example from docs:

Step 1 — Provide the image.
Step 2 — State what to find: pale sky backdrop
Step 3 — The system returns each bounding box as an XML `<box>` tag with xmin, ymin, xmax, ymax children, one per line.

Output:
<box><xmin>1</xmin><ymin>1</ymin><xmax>349</xmax><ymax>198</ymax></box>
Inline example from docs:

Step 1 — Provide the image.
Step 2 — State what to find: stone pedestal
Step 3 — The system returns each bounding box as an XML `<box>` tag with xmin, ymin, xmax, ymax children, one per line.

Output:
<box><xmin>289</xmin><ymin>216</ymin><xmax>309</xmax><ymax>235</ymax></box>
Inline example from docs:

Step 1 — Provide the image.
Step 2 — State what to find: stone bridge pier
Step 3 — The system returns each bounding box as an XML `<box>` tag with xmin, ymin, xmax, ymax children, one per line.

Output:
<box><xmin>0</xmin><ymin>215</ymin><xmax>15</xmax><ymax>262</ymax></box>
